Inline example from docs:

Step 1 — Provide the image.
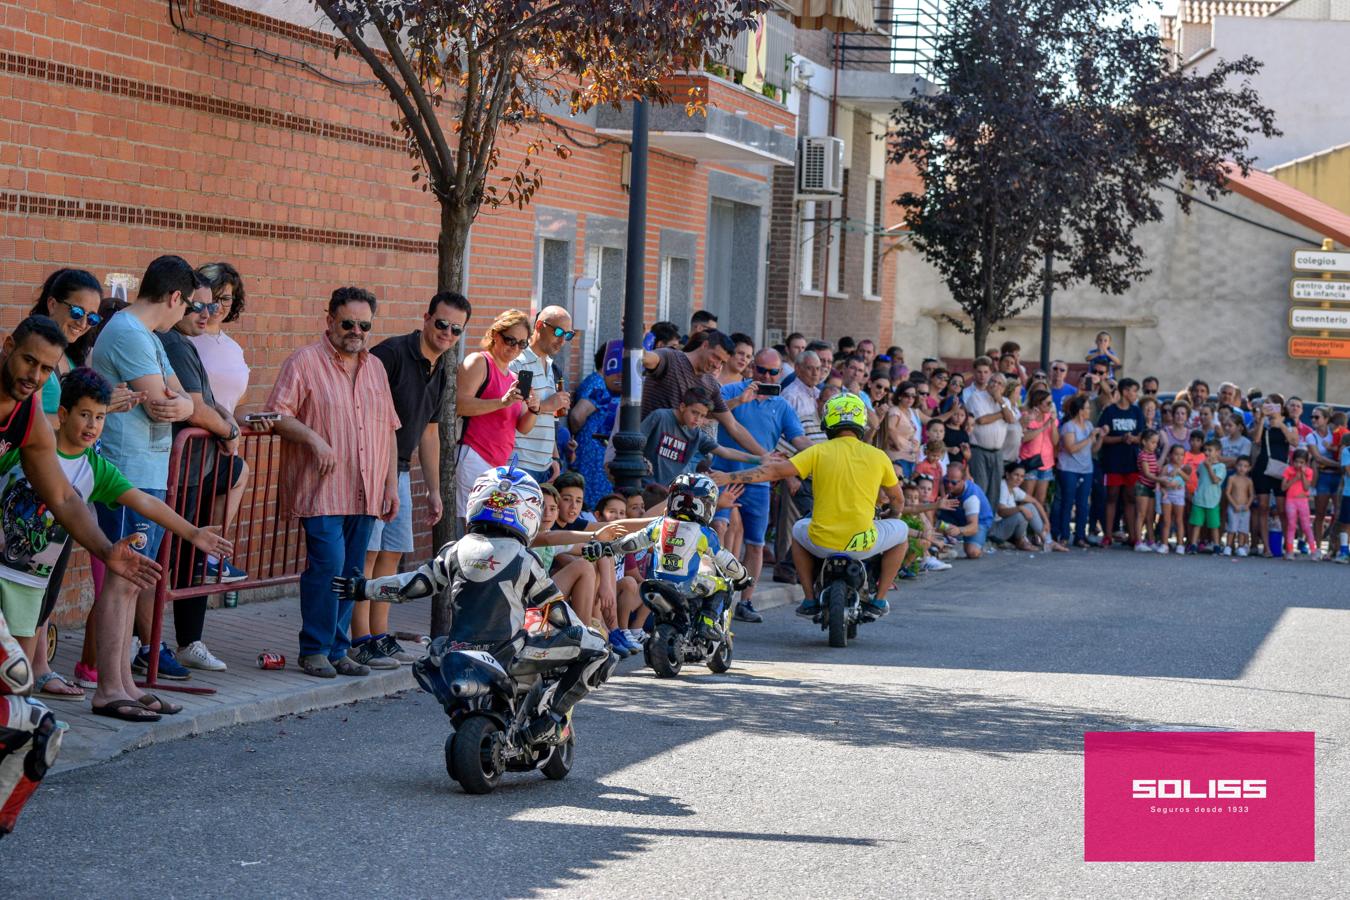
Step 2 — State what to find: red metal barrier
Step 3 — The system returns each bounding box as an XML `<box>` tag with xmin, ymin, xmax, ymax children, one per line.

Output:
<box><xmin>141</xmin><ymin>426</ymin><xmax>304</xmax><ymax>694</ymax></box>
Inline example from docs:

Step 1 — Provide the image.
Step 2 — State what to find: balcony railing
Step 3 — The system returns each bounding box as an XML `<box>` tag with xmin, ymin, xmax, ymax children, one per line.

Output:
<box><xmin>709</xmin><ymin>10</ymin><xmax>796</xmax><ymax>101</ymax></box>
<box><xmin>837</xmin><ymin>1</ymin><xmax>946</xmax><ymax>79</ymax></box>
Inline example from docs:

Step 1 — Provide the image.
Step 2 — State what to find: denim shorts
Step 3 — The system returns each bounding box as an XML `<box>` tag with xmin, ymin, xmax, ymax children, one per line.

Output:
<box><xmin>96</xmin><ymin>488</ymin><xmax>167</xmax><ymax>561</ymax></box>
<box><xmin>1024</xmin><ymin>467</ymin><xmax>1055</xmax><ymax>482</ymax></box>
<box><xmin>713</xmin><ymin>482</ymin><xmax>770</xmax><ymax>546</ymax></box>
<box><xmin>1315</xmin><ymin>470</ymin><xmax>1340</xmax><ymax>496</ymax></box>
<box><xmin>367</xmin><ymin>470</ymin><xmax>414</xmax><ymax>554</ymax></box>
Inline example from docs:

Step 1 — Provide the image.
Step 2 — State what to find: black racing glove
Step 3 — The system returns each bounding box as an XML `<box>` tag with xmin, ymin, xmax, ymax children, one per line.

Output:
<box><xmin>331</xmin><ymin>574</ymin><xmax>367</xmax><ymax>601</ymax></box>
<box><xmin>581</xmin><ymin>541</ymin><xmax>603</xmax><ymax>562</ymax></box>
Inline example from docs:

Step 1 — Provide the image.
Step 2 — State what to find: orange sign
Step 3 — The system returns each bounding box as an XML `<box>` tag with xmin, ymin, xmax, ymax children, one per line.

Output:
<box><xmin>1288</xmin><ymin>336</ymin><xmax>1350</xmax><ymax>360</ymax></box>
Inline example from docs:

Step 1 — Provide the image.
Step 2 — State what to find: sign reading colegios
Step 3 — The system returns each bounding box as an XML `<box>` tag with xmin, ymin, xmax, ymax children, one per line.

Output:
<box><xmin>1292</xmin><ymin>249</ymin><xmax>1350</xmax><ymax>273</ymax></box>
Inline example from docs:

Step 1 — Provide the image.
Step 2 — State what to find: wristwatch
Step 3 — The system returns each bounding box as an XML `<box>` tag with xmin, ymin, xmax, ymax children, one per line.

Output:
<box><xmin>224</xmin><ymin>423</ymin><xmax>239</xmax><ymax>442</ymax></box>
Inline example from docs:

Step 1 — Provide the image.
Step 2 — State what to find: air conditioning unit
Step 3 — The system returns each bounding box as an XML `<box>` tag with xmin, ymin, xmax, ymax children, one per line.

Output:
<box><xmin>796</xmin><ymin>135</ymin><xmax>844</xmax><ymax>198</ymax></box>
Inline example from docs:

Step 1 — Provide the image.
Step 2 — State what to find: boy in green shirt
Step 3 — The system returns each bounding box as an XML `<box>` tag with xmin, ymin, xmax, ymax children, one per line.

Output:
<box><xmin>0</xmin><ymin>367</ymin><xmax>230</xmax><ymax>721</ymax></box>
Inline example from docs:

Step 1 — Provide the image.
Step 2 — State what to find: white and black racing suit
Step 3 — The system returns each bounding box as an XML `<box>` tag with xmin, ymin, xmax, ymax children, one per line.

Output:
<box><xmin>338</xmin><ymin>530</ymin><xmax>614</xmax><ymax>730</ymax></box>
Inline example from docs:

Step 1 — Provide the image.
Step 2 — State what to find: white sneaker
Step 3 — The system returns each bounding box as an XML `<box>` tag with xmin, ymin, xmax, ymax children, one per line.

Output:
<box><xmin>129</xmin><ymin>635</ymin><xmax>141</xmax><ymax>664</ymax></box>
<box><xmin>177</xmin><ymin>640</ymin><xmax>227</xmax><ymax>671</ymax></box>
<box><xmin>1134</xmin><ymin>542</ymin><xmax>1151</xmax><ymax>553</ymax></box>
<box><xmin>1236</xmin><ymin>546</ymin><xmax>1249</xmax><ymax>558</ymax></box>
<box><xmin>623</xmin><ymin>629</ymin><xmax>648</xmax><ymax>646</ymax></box>
<box><xmin>1223</xmin><ymin>546</ymin><xmax>1233</xmax><ymax>557</ymax></box>
<box><xmin>1311</xmin><ymin>550</ymin><xmax>1324</xmax><ymax>562</ymax></box>
<box><xmin>1156</xmin><ymin>543</ymin><xmax>1169</xmax><ymax>554</ymax></box>
<box><xmin>921</xmin><ymin>556</ymin><xmax>952</xmax><ymax>572</ymax></box>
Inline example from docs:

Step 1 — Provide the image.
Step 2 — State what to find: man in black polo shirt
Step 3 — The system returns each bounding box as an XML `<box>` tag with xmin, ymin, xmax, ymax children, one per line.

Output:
<box><xmin>349</xmin><ymin>290</ymin><xmax>470</xmax><ymax>667</ymax></box>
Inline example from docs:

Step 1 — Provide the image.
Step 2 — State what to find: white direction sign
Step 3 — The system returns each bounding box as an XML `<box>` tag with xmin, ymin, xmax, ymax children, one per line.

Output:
<box><xmin>1290</xmin><ymin>307</ymin><xmax>1350</xmax><ymax>332</ymax></box>
<box><xmin>1292</xmin><ymin>249</ymin><xmax>1350</xmax><ymax>273</ymax></box>
<box><xmin>1290</xmin><ymin>279</ymin><xmax>1350</xmax><ymax>302</ymax></box>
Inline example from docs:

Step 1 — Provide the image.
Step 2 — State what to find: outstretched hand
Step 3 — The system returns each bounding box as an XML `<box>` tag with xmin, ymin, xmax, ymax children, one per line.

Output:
<box><xmin>594</xmin><ymin>521</ymin><xmax>631</xmax><ymax>542</ymax></box>
<box><xmin>716</xmin><ymin>482</ymin><xmax>744</xmax><ymax>509</ymax></box>
<box><xmin>189</xmin><ymin>526</ymin><xmax>233</xmax><ymax>559</ymax></box>
<box><xmin>104</xmin><ymin>535</ymin><xmax>163</xmax><ymax>590</ymax></box>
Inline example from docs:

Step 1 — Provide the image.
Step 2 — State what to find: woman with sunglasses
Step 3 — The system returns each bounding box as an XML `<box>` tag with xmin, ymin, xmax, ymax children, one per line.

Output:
<box><xmin>455</xmin><ymin>309</ymin><xmax>539</xmax><ymax>522</ymax></box>
<box><xmin>1305</xmin><ymin>406</ymin><xmax>1340</xmax><ymax>550</ymax></box>
<box><xmin>882</xmin><ymin>384</ymin><xmax>923</xmax><ymax>478</ymax></box>
<box><xmin>190</xmin><ymin>263</ymin><xmax>250</xmax><ymax>422</ymax></box>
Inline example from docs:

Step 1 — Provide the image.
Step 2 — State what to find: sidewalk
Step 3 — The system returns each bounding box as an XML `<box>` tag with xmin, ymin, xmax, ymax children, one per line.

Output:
<box><xmin>45</xmin><ymin>580</ymin><xmax>802</xmax><ymax>774</ymax></box>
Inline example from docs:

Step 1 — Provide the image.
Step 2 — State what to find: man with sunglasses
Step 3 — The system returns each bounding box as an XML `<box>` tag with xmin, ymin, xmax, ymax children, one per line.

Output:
<box><xmin>349</xmin><ymin>290</ymin><xmax>472</xmax><ymax>668</ymax></box>
<box><xmin>510</xmin><ymin>305</ymin><xmax>575</xmax><ymax>483</ymax></box>
<box><xmin>1048</xmin><ymin>360</ymin><xmax>1077</xmax><ymax>418</ymax></box>
<box><xmin>710</xmin><ymin>348</ymin><xmax>813</xmax><ymax>623</ymax></box>
<box><xmin>268</xmin><ymin>287</ymin><xmax>401</xmax><ymax>678</ymax></box>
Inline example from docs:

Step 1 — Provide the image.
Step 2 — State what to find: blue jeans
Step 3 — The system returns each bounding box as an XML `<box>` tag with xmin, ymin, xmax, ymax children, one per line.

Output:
<box><xmin>1055</xmin><ymin>470</ymin><xmax>1092</xmax><ymax>543</ymax></box>
<box><xmin>299</xmin><ymin>515</ymin><xmax>376</xmax><ymax>661</ymax></box>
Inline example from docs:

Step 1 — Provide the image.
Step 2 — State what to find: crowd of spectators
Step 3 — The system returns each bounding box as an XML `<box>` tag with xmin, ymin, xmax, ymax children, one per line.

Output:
<box><xmin>3</xmin><ymin>259</ymin><xmax>1349</xmax><ymax>718</ymax></box>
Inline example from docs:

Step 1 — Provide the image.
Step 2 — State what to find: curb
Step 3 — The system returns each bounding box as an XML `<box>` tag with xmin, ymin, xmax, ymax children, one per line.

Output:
<box><xmin>54</xmin><ymin>667</ymin><xmax>415</xmax><ymax>775</ymax></box>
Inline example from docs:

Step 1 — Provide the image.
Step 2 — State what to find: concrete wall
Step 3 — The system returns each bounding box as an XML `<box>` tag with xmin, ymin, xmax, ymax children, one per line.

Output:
<box><xmin>1191</xmin><ymin>16</ymin><xmax>1350</xmax><ymax>167</ymax></box>
<box><xmin>890</xmin><ymin>186</ymin><xmax>1350</xmax><ymax>401</ymax></box>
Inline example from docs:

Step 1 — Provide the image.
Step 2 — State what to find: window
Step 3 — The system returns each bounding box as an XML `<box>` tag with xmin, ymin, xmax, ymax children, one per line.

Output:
<box><xmin>799</xmin><ymin>200</ymin><xmax>817</xmax><ymax>293</ymax></box>
<box><xmin>661</xmin><ymin>256</ymin><xmax>693</xmax><ymax>326</ymax></box>
<box><xmin>537</xmin><ymin>238</ymin><xmax>572</xmax><ymax>307</ymax></box>
<box><xmin>863</xmin><ymin>177</ymin><xmax>882</xmax><ymax>299</ymax></box>
<box><xmin>827</xmin><ymin>169</ymin><xmax>848</xmax><ymax>296</ymax></box>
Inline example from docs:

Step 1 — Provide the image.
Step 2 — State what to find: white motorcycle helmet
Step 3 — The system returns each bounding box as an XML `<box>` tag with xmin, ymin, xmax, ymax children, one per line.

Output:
<box><xmin>464</xmin><ymin>462</ymin><xmax>544</xmax><ymax>543</ymax></box>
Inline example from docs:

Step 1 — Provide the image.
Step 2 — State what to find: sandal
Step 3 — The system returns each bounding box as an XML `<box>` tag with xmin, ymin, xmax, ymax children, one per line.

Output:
<box><xmin>92</xmin><ymin>698</ymin><xmax>161</xmax><ymax>722</ymax></box>
<box><xmin>137</xmin><ymin>693</ymin><xmax>183</xmax><ymax>715</ymax></box>
<box><xmin>34</xmin><ymin>671</ymin><xmax>86</xmax><ymax>701</ymax></box>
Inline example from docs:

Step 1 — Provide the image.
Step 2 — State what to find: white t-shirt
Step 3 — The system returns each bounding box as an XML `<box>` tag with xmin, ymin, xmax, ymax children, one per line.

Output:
<box><xmin>966</xmin><ymin>389</ymin><xmax>1008</xmax><ymax>452</ymax></box>
<box><xmin>998</xmin><ymin>480</ymin><xmax>1027</xmax><ymax>511</ymax></box>
<box><xmin>189</xmin><ymin>330</ymin><xmax>250</xmax><ymax>415</ymax></box>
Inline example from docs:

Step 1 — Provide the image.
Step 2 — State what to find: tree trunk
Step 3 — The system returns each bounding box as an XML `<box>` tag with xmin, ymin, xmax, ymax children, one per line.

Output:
<box><xmin>429</xmin><ymin>201</ymin><xmax>471</xmax><ymax>637</ymax></box>
<box><xmin>972</xmin><ymin>316</ymin><xmax>990</xmax><ymax>359</ymax></box>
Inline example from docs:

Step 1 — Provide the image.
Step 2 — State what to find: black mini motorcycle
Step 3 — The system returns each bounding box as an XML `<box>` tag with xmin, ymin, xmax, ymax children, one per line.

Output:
<box><xmin>814</xmin><ymin>555</ymin><xmax>881</xmax><ymax>648</ymax></box>
<box><xmin>413</xmin><ymin>602</ymin><xmax>610</xmax><ymax>794</ymax></box>
<box><xmin>639</xmin><ymin>578</ymin><xmax>734</xmax><ymax>678</ymax></box>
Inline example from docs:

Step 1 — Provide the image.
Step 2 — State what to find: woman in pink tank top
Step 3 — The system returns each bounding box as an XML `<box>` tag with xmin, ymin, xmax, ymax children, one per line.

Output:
<box><xmin>454</xmin><ymin>310</ymin><xmax>539</xmax><ymax>517</ymax></box>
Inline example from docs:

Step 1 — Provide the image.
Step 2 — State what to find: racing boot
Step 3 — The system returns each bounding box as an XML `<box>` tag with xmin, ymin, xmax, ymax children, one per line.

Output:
<box><xmin>524</xmin><ymin>710</ymin><xmax>567</xmax><ymax>746</ymax></box>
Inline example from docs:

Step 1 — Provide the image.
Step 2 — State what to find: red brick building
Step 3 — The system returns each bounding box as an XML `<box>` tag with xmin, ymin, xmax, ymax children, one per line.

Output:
<box><xmin>1</xmin><ymin>0</ymin><xmax>932</xmax><ymax>623</ymax></box>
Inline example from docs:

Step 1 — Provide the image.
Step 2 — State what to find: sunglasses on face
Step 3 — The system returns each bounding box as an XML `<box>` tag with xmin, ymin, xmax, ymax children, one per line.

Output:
<box><xmin>498</xmin><ymin>333</ymin><xmax>527</xmax><ymax>349</ymax></box>
<box><xmin>433</xmin><ymin>319</ymin><xmax>465</xmax><ymax>335</ymax></box>
<box><xmin>916</xmin><ymin>390</ymin><xmax>930</xmax><ymax>396</ymax></box>
<box><xmin>339</xmin><ymin>319</ymin><xmax>373</xmax><ymax>333</ymax></box>
<box><xmin>187</xmin><ymin>301</ymin><xmax>221</xmax><ymax>316</ymax></box>
<box><xmin>542</xmin><ymin>323</ymin><xmax>577</xmax><ymax>341</ymax></box>
<box><xmin>1052</xmin><ymin>366</ymin><xmax>1067</xmax><ymax>372</ymax></box>
<box><xmin>943</xmin><ymin>478</ymin><xmax>961</xmax><ymax>486</ymax></box>
<box><xmin>57</xmin><ymin>297</ymin><xmax>102</xmax><ymax>326</ymax></box>
<box><xmin>756</xmin><ymin>366</ymin><xmax>781</xmax><ymax>376</ymax></box>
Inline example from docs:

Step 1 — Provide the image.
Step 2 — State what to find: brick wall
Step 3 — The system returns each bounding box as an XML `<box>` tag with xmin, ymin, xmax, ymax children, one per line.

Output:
<box><xmin>0</xmin><ymin>0</ymin><xmax>736</xmax><ymax>625</ymax></box>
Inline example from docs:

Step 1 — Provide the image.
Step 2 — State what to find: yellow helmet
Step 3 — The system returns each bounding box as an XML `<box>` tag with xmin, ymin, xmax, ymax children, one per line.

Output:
<box><xmin>821</xmin><ymin>393</ymin><xmax>868</xmax><ymax>438</ymax></box>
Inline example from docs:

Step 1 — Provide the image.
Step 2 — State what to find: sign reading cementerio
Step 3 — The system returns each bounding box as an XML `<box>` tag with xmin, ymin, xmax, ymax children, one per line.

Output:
<box><xmin>1290</xmin><ymin>308</ymin><xmax>1350</xmax><ymax>331</ymax></box>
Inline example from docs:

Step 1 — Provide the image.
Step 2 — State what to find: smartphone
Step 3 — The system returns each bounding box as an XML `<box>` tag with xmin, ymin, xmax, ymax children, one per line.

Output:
<box><xmin>243</xmin><ymin>412</ymin><xmax>281</xmax><ymax>423</ymax></box>
<box><xmin>1262</xmin><ymin>402</ymin><xmax>1279</xmax><ymax>417</ymax></box>
<box><xmin>755</xmin><ymin>382</ymin><xmax>782</xmax><ymax>397</ymax></box>
<box><xmin>516</xmin><ymin>370</ymin><xmax>534</xmax><ymax>400</ymax></box>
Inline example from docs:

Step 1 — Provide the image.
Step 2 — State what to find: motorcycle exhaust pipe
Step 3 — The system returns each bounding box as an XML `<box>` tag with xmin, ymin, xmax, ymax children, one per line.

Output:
<box><xmin>641</xmin><ymin>591</ymin><xmax>676</xmax><ymax>617</ymax></box>
<box><xmin>450</xmin><ymin>679</ymin><xmax>488</xmax><ymax>698</ymax></box>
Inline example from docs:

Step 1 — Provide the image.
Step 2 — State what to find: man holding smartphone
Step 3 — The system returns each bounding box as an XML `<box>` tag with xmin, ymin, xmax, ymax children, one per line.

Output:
<box><xmin>510</xmin><ymin>305</ymin><xmax>574</xmax><ymax>483</ymax></box>
<box><xmin>711</xmin><ymin>347</ymin><xmax>814</xmax><ymax>623</ymax></box>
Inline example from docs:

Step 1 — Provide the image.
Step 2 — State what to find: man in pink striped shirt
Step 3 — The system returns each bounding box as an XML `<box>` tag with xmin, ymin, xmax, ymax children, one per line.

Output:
<box><xmin>268</xmin><ymin>287</ymin><xmax>401</xmax><ymax>679</ymax></box>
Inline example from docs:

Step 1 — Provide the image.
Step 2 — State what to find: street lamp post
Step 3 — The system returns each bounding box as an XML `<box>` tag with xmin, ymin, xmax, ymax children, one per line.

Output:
<box><xmin>610</xmin><ymin>98</ymin><xmax>650</xmax><ymax>493</ymax></box>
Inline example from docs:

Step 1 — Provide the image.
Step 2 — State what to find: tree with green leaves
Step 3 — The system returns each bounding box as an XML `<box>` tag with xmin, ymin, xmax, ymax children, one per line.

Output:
<box><xmin>888</xmin><ymin>0</ymin><xmax>1278</xmax><ymax>355</ymax></box>
<box><xmin>313</xmin><ymin>0</ymin><xmax>764</xmax><ymax>634</ymax></box>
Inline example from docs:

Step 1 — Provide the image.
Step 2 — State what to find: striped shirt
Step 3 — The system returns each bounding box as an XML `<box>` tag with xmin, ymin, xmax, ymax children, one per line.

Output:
<box><xmin>267</xmin><ymin>339</ymin><xmax>401</xmax><ymax>518</ymax></box>
<box><xmin>509</xmin><ymin>346</ymin><xmax>560</xmax><ymax>473</ymax></box>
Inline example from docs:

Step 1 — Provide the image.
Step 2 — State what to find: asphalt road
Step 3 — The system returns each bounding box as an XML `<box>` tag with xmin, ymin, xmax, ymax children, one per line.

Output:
<box><xmin>4</xmin><ymin>550</ymin><xmax>1348</xmax><ymax>898</ymax></box>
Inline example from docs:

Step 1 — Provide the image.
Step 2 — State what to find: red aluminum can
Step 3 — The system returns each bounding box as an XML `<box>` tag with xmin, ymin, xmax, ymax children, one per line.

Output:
<box><xmin>256</xmin><ymin>652</ymin><xmax>285</xmax><ymax>670</ymax></box>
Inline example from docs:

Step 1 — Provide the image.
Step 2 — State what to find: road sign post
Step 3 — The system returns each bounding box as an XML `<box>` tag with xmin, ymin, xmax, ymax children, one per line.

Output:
<box><xmin>1289</xmin><ymin>239</ymin><xmax>1347</xmax><ymax>402</ymax></box>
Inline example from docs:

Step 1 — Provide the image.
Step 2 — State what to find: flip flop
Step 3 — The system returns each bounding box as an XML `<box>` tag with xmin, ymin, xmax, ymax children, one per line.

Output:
<box><xmin>92</xmin><ymin>698</ymin><xmax>161</xmax><ymax>722</ymax></box>
<box><xmin>33</xmin><ymin>671</ymin><xmax>86</xmax><ymax>701</ymax></box>
<box><xmin>137</xmin><ymin>693</ymin><xmax>183</xmax><ymax>716</ymax></box>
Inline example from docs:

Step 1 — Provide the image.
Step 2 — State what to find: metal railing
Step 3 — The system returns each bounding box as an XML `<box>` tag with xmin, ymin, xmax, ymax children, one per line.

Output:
<box><xmin>140</xmin><ymin>427</ymin><xmax>305</xmax><ymax>693</ymax></box>
<box><xmin>837</xmin><ymin>1</ymin><xmax>946</xmax><ymax>79</ymax></box>
<box><xmin>710</xmin><ymin>9</ymin><xmax>796</xmax><ymax>95</ymax></box>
